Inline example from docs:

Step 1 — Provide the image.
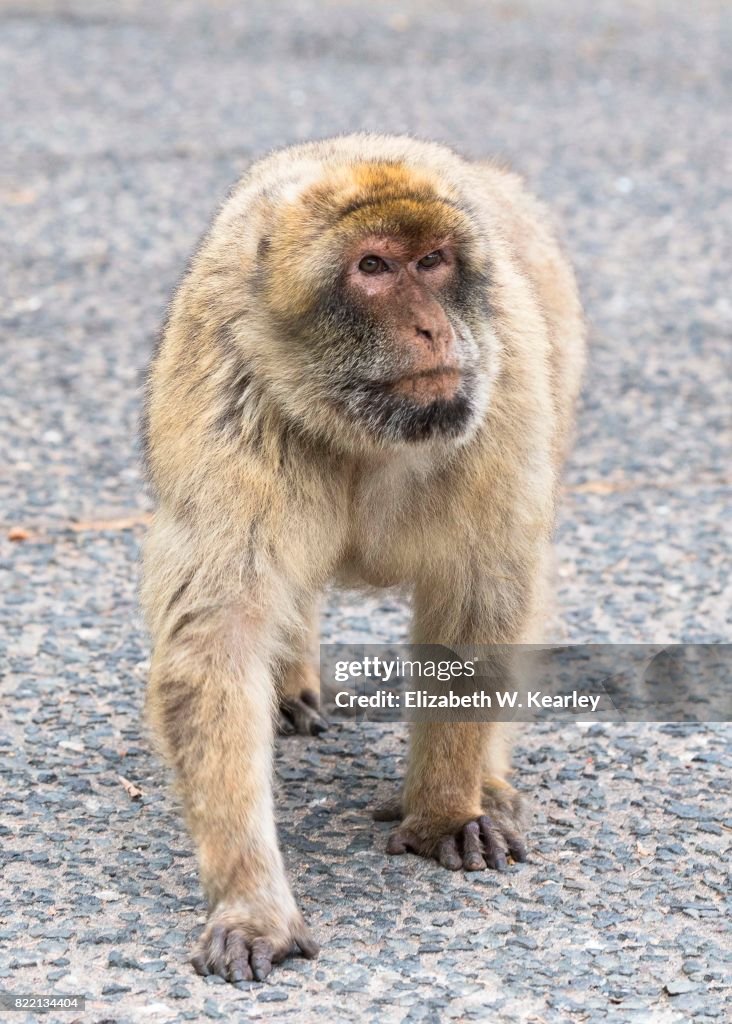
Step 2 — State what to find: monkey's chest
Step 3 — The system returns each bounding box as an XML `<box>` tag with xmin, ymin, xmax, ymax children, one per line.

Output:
<box><xmin>342</xmin><ymin>458</ymin><xmax>443</xmax><ymax>586</ymax></box>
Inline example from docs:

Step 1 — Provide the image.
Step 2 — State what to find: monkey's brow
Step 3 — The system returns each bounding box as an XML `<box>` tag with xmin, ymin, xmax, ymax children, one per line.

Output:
<box><xmin>333</xmin><ymin>191</ymin><xmax>465</xmax><ymax>223</ymax></box>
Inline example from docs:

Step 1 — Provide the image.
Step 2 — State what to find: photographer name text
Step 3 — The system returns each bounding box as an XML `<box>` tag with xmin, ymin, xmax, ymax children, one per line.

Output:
<box><xmin>334</xmin><ymin>689</ymin><xmax>602</xmax><ymax>712</ymax></box>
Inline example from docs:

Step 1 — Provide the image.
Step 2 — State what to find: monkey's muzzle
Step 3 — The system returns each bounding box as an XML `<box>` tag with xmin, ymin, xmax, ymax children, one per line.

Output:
<box><xmin>386</xmin><ymin>367</ymin><xmax>462</xmax><ymax>405</ymax></box>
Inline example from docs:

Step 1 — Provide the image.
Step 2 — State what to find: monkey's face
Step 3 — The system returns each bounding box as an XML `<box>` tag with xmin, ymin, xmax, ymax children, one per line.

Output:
<box><xmin>260</xmin><ymin>164</ymin><xmax>496</xmax><ymax>447</ymax></box>
<box><xmin>317</xmin><ymin>234</ymin><xmax>488</xmax><ymax>444</ymax></box>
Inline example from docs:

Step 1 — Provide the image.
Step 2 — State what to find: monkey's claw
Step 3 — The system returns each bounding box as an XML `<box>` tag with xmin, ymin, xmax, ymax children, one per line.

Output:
<box><xmin>386</xmin><ymin>813</ymin><xmax>527</xmax><ymax>872</ymax></box>
<box><xmin>278</xmin><ymin>690</ymin><xmax>328</xmax><ymax>737</ymax></box>
<box><xmin>191</xmin><ymin>917</ymin><xmax>318</xmax><ymax>984</ymax></box>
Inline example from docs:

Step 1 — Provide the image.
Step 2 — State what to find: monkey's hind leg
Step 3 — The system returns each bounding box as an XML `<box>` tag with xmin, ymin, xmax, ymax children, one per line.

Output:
<box><xmin>276</xmin><ymin>607</ymin><xmax>328</xmax><ymax>737</ymax></box>
<box><xmin>278</xmin><ymin>660</ymin><xmax>328</xmax><ymax>737</ymax></box>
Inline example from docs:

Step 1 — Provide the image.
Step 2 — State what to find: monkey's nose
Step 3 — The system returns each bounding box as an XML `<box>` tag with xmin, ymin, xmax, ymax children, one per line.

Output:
<box><xmin>413</xmin><ymin>323</ymin><xmax>456</xmax><ymax>364</ymax></box>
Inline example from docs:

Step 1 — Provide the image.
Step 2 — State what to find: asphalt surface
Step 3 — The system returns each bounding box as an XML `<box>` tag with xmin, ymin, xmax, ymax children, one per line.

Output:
<box><xmin>1</xmin><ymin>1</ymin><xmax>730</xmax><ymax>1022</ymax></box>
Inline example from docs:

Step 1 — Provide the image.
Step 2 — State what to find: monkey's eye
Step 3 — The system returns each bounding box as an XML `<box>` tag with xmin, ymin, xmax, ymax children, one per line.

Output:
<box><xmin>418</xmin><ymin>251</ymin><xmax>442</xmax><ymax>269</ymax></box>
<box><xmin>358</xmin><ymin>255</ymin><xmax>389</xmax><ymax>274</ymax></box>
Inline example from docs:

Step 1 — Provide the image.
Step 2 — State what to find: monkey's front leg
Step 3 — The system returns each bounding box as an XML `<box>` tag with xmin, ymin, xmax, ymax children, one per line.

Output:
<box><xmin>385</xmin><ymin>721</ymin><xmax>527</xmax><ymax>871</ymax></box>
<box><xmin>384</xmin><ymin>586</ymin><xmax>530</xmax><ymax>872</ymax></box>
<box><xmin>147</xmin><ymin>607</ymin><xmax>318</xmax><ymax>982</ymax></box>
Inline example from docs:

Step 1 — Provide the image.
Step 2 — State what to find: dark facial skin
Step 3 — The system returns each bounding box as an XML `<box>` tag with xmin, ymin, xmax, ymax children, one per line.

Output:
<box><xmin>343</xmin><ymin>236</ymin><xmax>462</xmax><ymax>406</ymax></box>
<box><xmin>295</xmin><ymin>228</ymin><xmax>486</xmax><ymax>445</ymax></box>
<box><xmin>309</xmin><ymin>233</ymin><xmax>485</xmax><ymax>444</ymax></box>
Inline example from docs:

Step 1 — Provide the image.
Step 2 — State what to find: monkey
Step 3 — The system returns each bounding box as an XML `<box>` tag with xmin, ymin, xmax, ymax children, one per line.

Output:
<box><xmin>140</xmin><ymin>133</ymin><xmax>586</xmax><ymax>984</ymax></box>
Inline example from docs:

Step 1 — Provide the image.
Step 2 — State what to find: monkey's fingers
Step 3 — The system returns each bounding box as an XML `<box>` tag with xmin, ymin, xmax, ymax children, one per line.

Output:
<box><xmin>459</xmin><ymin>821</ymin><xmax>488</xmax><ymax>871</ymax></box>
<box><xmin>250</xmin><ymin>923</ymin><xmax>319</xmax><ymax>980</ymax></box>
<box><xmin>386</xmin><ymin>827</ymin><xmax>421</xmax><ymax>856</ymax></box>
<box><xmin>191</xmin><ymin>918</ymin><xmax>318</xmax><ymax>985</ymax></box>
<box><xmin>436</xmin><ymin>835</ymin><xmax>463</xmax><ymax>871</ymax></box>
<box><xmin>477</xmin><ymin>815</ymin><xmax>509</xmax><ymax>871</ymax></box>
<box><xmin>225</xmin><ymin>930</ymin><xmax>253</xmax><ymax>984</ymax></box>
<box><xmin>249</xmin><ymin>938</ymin><xmax>275</xmax><ymax>982</ymax></box>
<box><xmin>191</xmin><ymin>923</ymin><xmax>226</xmax><ymax>977</ymax></box>
<box><xmin>505</xmin><ymin>832</ymin><xmax>528</xmax><ymax>863</ymax></box>
<box><xmin>293</xmin><ymin>921</ymin><xmax>320</xmax><ymax>959</ymax></box>
<box><xmin>190</xmin><ymin>951</ymin><xmax>210</xmax><ymax>976</ymax></box>
<box><xmin>387</xmin><ymin>815</ymin><xmax>521</xmax><ymax>873</ymax></box>
<box><xmin>387</xmin><ymin>825</ymin><xmax>464</xmax><ymax>870</ymax></box>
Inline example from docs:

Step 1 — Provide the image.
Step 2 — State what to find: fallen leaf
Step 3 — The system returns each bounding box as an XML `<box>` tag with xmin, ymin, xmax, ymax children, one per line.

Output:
<box><xmin>119</xmin><ymin>775</ymin><xmax>143</xmax><ymax>800</ymax></box>
<box><xmin>7</xmin><ymin>526</ymin><xmax>31</xmax><ymax>541</ymax></box>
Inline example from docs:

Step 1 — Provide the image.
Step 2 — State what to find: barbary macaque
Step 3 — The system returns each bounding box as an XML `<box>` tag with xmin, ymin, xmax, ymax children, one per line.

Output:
<box><xmin>140</xmin><ymin>134</ymin><xmax>586</xmax><ymax>982</ymax></box>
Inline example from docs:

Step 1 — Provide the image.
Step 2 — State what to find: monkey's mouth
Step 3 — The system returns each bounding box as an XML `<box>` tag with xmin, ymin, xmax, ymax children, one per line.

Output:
<box><xmin>345</xmin><ymin>365</ymin><xmax>478</xmax><ymax>444</ymax></box>
<box><xmin>383</xmin><ymin>367</ymin><xmax>462</xmax><ymax>405</ymax></box>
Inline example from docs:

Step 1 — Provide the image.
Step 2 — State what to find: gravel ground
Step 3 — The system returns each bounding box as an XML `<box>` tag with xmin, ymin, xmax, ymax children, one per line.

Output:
<box><xmin>1</xmin><ymin>1</ymin><xmax>730</xmax><ymax>1022</ymax></box>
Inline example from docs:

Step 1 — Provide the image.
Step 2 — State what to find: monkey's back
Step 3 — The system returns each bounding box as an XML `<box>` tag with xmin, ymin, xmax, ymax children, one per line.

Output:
<box><xmin>468</xmin><ymin>161</ymin><xmax>585</xmax><ymax>464</ymax></box>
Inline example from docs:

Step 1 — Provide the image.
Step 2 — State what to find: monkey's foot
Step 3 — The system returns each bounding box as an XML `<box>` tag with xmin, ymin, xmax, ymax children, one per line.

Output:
<box><xmin>278</xmin><ymin>661</ymin><xmax>327</xmax><ymax>736</ymax></box>
<box><xmin>278</xmin><ymin>688</ymin><xmax>328</xmax><ymax>737</ymax></box>
<box><xmin>384</xmin><ymin>784</ymin><xmax>528</xmax><ymax>872</ymax></box>
<box><xmin>191</xmin><ymin>902</ymin><xmax>318</xmax><ymax>984</ymax></box>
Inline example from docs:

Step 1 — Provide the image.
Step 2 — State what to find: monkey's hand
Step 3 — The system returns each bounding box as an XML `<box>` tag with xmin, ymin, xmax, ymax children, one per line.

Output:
<box><xmin>191</xmin><ymin>897</ymin><xmax>319</xmax><ymax>983</ymax></box>
<box><xmin>382</xmin><ymin>781</ymin><xmax>528</xmax><ymax>872</ymax></box>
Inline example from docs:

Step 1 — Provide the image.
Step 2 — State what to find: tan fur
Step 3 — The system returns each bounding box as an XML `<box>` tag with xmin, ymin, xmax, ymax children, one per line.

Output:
<box><xmin>141</xmin><ymin>133</ymin><xmax>585</xmax><ymax>982</ymax></box>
